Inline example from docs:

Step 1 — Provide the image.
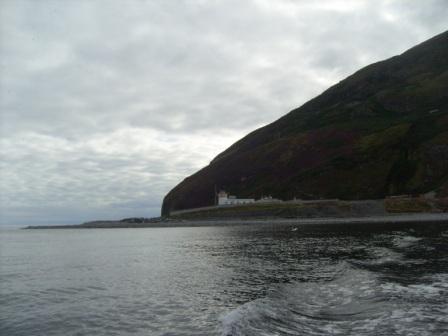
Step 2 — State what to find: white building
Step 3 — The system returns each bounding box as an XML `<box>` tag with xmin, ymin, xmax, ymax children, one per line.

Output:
<box><xmin>217</xmin><ymin>191</ymin><xmax>255</xmax><ymax>206</ymax></box>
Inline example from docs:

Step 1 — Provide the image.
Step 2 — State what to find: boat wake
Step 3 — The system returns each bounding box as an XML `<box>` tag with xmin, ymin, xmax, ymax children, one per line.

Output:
<box><xmin>221</xmin><ymin>233</ymin><xmax>448</xmax><ymax>336</ymax></box>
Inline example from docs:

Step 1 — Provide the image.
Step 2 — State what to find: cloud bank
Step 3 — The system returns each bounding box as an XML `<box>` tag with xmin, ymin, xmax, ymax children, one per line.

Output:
<box><xmin>1</xmin><ymin>0</ymin><xmax>446</xmax><ymax>225</ymax></box>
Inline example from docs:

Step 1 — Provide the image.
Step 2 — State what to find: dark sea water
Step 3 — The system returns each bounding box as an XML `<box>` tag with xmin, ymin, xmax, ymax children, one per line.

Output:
<box><xmin>1</xmin><ymin>222</ymin><xmax>448</xmax><ymax>336</ymax></box>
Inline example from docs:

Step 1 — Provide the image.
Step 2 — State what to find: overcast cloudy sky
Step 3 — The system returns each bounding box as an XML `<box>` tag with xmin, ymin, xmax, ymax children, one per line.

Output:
<box><xmin>0</xmin><ymin>0</ymin><xmax>446</xmax><ymax>226</ymax></box>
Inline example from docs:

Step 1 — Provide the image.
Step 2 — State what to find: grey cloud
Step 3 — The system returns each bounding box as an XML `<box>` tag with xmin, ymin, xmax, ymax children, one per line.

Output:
<box><xmin>0</xmin><ymin>0</ymin><xmax>446</xmax><ymax>225</ymax></box>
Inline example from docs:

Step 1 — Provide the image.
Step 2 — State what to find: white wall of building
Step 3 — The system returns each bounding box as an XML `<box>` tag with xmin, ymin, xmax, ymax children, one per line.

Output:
<box><xmin>218</xmin><ymin>191</ymin><xmax>255</xmax><ymax>205</ymax></box>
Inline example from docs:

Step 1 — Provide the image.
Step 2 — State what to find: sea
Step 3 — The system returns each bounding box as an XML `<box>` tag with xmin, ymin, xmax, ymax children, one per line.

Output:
<box><xmin>1</xmin><ymin>221</ymin><xmax>448</xmax><ymax>336</ymax></box>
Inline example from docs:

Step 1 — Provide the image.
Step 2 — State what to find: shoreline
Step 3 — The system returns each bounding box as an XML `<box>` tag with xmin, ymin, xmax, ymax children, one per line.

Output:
<box><xmin>24</xmin><ymin>213</ymin><xmax>448</xmax><ymax>229</ymax></box>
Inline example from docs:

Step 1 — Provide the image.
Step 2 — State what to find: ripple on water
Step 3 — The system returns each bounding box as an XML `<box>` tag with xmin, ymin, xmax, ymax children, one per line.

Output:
<box><xmin>2</xmin><ymin>223</ymin><xmax>448</xmax><ymax>336</ymax></box>
<box><xmin>221</xmin><ymin>266</ymin><xmax>448</xmax><ymax>336</ymax></box>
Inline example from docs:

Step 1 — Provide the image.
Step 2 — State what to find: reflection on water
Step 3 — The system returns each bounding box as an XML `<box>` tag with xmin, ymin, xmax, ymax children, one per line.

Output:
<box><xmin>1</xmin><ymin>222</ymin><xmax>448</xmax><ymax>335</ymax></box>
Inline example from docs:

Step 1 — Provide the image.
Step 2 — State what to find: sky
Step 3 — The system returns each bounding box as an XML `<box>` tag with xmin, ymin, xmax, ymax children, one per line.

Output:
<box><xmin>1</xmin><ymin>0</ymin><xmax>447</xmax><ymax>226</ymax></box>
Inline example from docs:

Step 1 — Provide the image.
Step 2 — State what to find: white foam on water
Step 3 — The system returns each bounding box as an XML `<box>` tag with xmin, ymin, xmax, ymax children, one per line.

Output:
<box><xmin>363</xmin><ymin>246</ymin><xmax>404</xmax><ymax>265</ymax></box>
<box><xmin>220</xmin><ymin>266</ymin><xmax>380</xmax><ymax>335</ymax></box>
<box><xmin>220</xmin><ymin>266</ymin><xmax>448</xmax><ymax>336</ymax></box>
<box><xmin>393</xmin><ymin>235</ymin><xmax>422</xmax><ymax>248</ymax></box>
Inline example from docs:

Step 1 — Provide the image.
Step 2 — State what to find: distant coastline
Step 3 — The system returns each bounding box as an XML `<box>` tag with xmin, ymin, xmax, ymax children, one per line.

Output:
<box><xmin>24</xmin><ymin>213</ymin><xmax>448</xmax><ymax>229</ymax></box>
<box><xmin>24</xmin><ymin>197</ymin><xmax>448</xmax><ymax>229</ymax></box>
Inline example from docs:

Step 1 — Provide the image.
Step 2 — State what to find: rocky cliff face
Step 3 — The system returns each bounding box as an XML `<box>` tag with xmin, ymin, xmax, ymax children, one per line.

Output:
<box><xmin>162</xmin><ymin>31</ymin><xmax>448</xmax><ymax>216</ymax></box>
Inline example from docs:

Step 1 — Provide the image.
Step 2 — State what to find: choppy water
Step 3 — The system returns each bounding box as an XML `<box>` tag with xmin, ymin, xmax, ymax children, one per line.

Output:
<box><xmin>1</xmin><ymin>222</ymin><xmax>448</xmax><ymax>335</ymax></box>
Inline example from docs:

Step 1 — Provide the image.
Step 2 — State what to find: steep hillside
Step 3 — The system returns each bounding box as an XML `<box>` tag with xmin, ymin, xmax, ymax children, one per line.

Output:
<box><xmin>162</xmin><ymin>31</ymin><xmax>448</xmax><ymax>216</ymax></box>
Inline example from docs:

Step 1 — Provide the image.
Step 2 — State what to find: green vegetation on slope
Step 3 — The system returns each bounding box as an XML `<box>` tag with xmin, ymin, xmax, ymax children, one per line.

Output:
<box><xmin>162</xmin><ymin>31</ymin><xmax>448</xmax><ymax>215</ymax></box>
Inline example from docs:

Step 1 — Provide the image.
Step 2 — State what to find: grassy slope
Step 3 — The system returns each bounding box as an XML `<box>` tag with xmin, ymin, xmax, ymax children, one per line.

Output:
<box><xmin>162</xmin><ymin>31</ymin><xmax>448</xmax><ymax>215</ymax></box>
